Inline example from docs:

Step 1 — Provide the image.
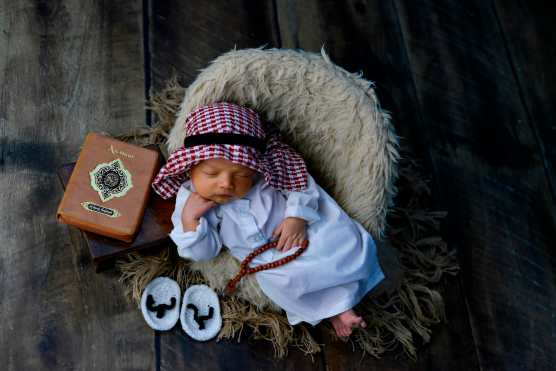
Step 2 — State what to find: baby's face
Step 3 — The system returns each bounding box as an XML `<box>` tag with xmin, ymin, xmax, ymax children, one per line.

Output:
<box><xmin>189</xmin><ymin>158</ymin><xmax>257</xmax><ymax>204</ymax></box>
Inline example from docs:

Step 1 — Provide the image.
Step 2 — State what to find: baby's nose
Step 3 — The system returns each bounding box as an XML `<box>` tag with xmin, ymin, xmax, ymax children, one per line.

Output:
<box><xmin>219</xmin><ymin>176</ymin><xmax>233</xmax><ymax>189</ymax></box>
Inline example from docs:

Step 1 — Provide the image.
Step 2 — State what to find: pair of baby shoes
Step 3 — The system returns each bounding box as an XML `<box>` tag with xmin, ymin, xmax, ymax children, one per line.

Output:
<box><xmin>140</xmin><ymin>277</ymin><xmax>222</xmax><ymax>341</ymax></box>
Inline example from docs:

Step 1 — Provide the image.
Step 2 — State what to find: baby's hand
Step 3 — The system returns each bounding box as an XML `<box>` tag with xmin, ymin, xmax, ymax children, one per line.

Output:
<box><xmin>272</xmin><ymin>217</ymin><xmax>307</xmax><ymax>252</ymax></box>
<box><xmin>181</xmin><ymin>192</ymin><xmax>217</xmax><ymax>231</ymax></box>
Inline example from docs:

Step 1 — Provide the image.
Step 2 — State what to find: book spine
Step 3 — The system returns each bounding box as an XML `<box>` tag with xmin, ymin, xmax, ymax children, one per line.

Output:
<box><xmin>56</xmin><ymin>133</ymin><xmax>95</xmax><ymax>222</ymax></box>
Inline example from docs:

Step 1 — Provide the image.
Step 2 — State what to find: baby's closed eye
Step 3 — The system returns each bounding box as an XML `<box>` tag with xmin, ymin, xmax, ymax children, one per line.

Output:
<box><xmin>201</xmin><ymin>171</ymin><xmax>252</xmax><ymax>178</ymax></box>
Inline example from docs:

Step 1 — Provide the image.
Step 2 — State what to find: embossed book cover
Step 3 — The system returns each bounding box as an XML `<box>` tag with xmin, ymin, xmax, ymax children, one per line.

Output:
<box><xmin>56</xmin><ymin>132</ymin><xmax>161</xmax><ymax>243</ymax></box>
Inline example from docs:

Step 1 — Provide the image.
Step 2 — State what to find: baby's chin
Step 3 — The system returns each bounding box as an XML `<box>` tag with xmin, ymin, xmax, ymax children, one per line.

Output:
<box><xmin>210</xmin><ymin>195</ymin><xmax>236</xmax><ymax>204</ymax></box>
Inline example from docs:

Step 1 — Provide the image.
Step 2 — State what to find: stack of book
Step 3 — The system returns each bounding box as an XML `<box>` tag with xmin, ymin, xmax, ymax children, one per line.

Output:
<box><xmin>56</xmin><ymin>132</ymin><xmax>175</xmax><ymax>271</ymax></box>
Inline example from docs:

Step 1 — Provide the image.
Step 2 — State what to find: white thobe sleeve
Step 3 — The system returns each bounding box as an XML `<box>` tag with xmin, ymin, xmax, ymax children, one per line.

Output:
<box><xmin>281</xmin><ymin>174</ymin><xmax>321</xmax><ymax>226</ymax></box>
<box><xmin>169</xmin><ymin>185</ymin><xmax>223</xmax><ymax>261</ymax></box>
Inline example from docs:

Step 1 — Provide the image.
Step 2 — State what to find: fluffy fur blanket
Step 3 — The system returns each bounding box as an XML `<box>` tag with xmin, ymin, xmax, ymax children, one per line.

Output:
<box><xmin>168</xmin><ymin>47</ymin><xmax>399</xmax><ymax>239</ymax></box>
<box><xmin>167</xmin><ymin>47</ymin><xmax>401</xmax><ymax>309</ymax></box>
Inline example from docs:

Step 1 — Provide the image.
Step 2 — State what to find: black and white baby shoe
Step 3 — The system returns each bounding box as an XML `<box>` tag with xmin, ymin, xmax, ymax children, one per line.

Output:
<box><xmin>180</xmin><ymin>284</ymin><xmax>222</xmax><ymax>341</ymax></box>
<box><xmin>140</xmin><ymin>277</ymin><xmax>181</xmax><ymax>331</ymax></box>
<box><xmin>140</xmin><ymin>278</ymin><xmax>222</xmax><ymax>341</ymax></box>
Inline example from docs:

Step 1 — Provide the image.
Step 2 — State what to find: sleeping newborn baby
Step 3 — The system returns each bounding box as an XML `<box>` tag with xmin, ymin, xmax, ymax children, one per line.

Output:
<box><xmin>152</xmin><ymin>102</ymin><xmax>385</xmax><ymax>337</ymax></box>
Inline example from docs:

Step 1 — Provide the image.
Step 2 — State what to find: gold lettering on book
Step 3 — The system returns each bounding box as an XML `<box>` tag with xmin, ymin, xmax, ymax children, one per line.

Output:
<box><xmin>109</xmin><ymin>144</ymin><xmax>135</xmax><ymax>159</ymax></box>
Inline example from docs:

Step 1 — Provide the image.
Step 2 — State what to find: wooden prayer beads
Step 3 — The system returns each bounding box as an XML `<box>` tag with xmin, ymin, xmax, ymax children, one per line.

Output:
<box><xmin>224</xmin><ymin>239</ymin><xmax>309</xmax><ymax>296</ymax></box>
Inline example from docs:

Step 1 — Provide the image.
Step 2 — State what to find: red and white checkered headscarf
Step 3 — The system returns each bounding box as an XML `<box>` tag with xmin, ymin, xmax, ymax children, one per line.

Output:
<box><xmin>151</xmin><ymin>102</ymin><xmax>308</xmax><ymax>199</ymax></box>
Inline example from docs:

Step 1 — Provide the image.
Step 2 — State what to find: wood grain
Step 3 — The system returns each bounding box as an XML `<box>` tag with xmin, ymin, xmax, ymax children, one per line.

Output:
<box><xmin>6</xmin><ymin>0</ymin><xmax>547</xmax><ymax>368</ymax></box>
<box><xmin>149</xmin><ymin>0</ymin><xmax>280</xmax><ymax>90</ymax></box>
<box><xmin>159</xmin><ymin>328</ymin><xmax>325</xmax><ymax>371</ymax></box>
<box><xmin>0</xmin><ymin>0</ymin><xmax>152</xmax><ymax>369</ymax></box>
<box><xmin>275</xmin><ymin>0</ymin><xmax>479</xmax><ymax>369</ymax></box>
<box><xmin>493</xmin><ymin>0</ymin><xmax>556</xmax><ymax>206</ymax></box>
<box><xmin>393</xmin><ymin>0</ymin><xmax>556</xmax><ymax>369</ymax></box>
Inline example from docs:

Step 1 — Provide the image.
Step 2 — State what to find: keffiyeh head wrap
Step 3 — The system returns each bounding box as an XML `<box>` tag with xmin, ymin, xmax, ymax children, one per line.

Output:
<box><xmin>151</xmin><ymin>102</ymin><xmax>308</xmax><ymax>199</ymax></box>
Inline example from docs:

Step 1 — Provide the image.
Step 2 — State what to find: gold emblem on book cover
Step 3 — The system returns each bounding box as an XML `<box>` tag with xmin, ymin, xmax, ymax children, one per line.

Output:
<box><xmin>89</xmin><ymin>158</ymin><xmax>133</xmax><ymax>202</ymax></box>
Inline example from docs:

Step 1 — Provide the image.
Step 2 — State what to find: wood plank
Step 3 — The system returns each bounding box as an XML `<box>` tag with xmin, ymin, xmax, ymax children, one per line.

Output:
<box><xmin>275</xmin><ymin>1</ymin><xmax>479</xmax><ymax>369</ymax></box>
<box><xmin>0</xmin><ymin>0</ymin><xmax>153</xmax><ymax>369</ymax></box>
<box><xmin>159</xmin><ymin>328</ymin><xmax>326</xmax><ymax>371</ymax></box>
<box><xmin>392</xmin><ymin>0</ymin><xmax>556</xmax><ymax>369</ymax></box>
<box><xmin>493</xmin><ymin>0</ymin><xmax>556</xmax><ymax>207</ymax></box>
<box><xmin>148</xmin><ymin>1</ymin><xmax>326</xmax><ymax>368</ymax></box>
<box><xmin>149</xmin><ymin>0</ymin><xmax>281</xmax><ymax>90</ymax></box>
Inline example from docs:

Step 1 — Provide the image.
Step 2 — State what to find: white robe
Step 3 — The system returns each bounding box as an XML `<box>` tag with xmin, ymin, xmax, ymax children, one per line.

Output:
<box><xmin>169</xmin><ymin>174</ymin><xmax>385</xmax><ymax>326</ymax></box>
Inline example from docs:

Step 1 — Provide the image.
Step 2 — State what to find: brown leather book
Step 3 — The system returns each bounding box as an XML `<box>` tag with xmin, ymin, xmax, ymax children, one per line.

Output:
<box><xmin>57</xmin><ymin>132</ymin><xmax>161</xmax><ymax>243</ymax></box>
<box><xmin>57</xmin><ymin>159</ymin><xmax>174</xmax><ymax>272</ymax></box>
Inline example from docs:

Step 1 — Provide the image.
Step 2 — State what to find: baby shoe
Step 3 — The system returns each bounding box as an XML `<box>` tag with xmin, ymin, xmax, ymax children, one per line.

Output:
<box><xmin>180</xmin><ymin>284</ymin><xmax>222</xmax><ymax>341</ymax></box>
<box><xmin>141</xmin><ymin>277</ymin><xmax>181</xmax><ymax>331</ymax></box>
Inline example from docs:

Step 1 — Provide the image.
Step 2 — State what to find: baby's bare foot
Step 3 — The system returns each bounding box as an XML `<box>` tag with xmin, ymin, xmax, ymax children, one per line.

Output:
<box><xmin>329</xmin><ymin>309</ymin><xmax>367</xmax><ymax>337</ymax></box>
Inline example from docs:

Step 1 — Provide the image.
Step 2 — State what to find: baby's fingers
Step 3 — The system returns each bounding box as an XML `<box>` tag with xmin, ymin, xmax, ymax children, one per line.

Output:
<box><xmin>277</xmin><ymin>235</ymin><xmax>294</xmax><ymax>252</ymax></box>
<box><xmin>272</xmin><ymin>222</ymin><xmax>283</xmax><ymax>240</ymax></box>
<box><xmin>286</xmin><ymin>235</ymin><xmax>304</xmax><ymax>251</ymax></box>
<box><xmin>283</xmin><ymin>236</ymin><xmax>304</xmax><ymax>252</ymax></box>
<box><xmin>275</xmin><ymin>233</ymin><xmax>286</xmax><ymax>251</ymax></box>
<box><xmin>283</xmin><ymin>237</ymin><xmax>296</xmax><ymax>252</ymax></box>
<box><xmin>282</xmin><ymin>240</ymin><xmax>293</xmax><ymax>252</ymax></box>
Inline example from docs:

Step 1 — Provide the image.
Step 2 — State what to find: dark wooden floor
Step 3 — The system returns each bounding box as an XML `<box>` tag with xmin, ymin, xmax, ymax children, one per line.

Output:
<box><xmin>1</xmin><ymin>1</ymin><xmax>554</xmax><ymax>370</ymax></box>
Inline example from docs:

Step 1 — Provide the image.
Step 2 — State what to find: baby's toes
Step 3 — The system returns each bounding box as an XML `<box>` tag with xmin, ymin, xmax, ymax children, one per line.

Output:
<box><xmin>350</xmin><ymin>316</ymin><xmax>364</xmax><ymax>328</ymax></box>
<box><xmin>334</xmin><ymin>324</ymin><xmax>347</xmax><ymax>338</ymax></box>
<box><xmin>336</xmin><ymin>328</ymin><xmax>346</xmax><ymax>337</ymax></box>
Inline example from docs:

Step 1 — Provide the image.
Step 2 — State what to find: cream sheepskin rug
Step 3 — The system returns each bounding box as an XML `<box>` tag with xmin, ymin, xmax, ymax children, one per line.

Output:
<box><xmin>115</xmin><ymin>47</ymin><xmax>459</xmax><ymax>359</ymax></box>
<box><xmin>168</xmin><ymin>47</ymin><xmax>398</xmax><ymax>239</ymax></box>
<box><xmin>168</xmin><ymin>47</ymin><xmax>400</xmax><ymax>309</ymax></box>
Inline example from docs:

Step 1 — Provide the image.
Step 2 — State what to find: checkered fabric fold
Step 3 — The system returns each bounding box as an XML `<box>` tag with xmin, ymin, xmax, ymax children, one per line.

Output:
<box><xmin>151</xmin><ymin>102</ymin><xmax>308</xmax><ymax>199</ymax></box>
